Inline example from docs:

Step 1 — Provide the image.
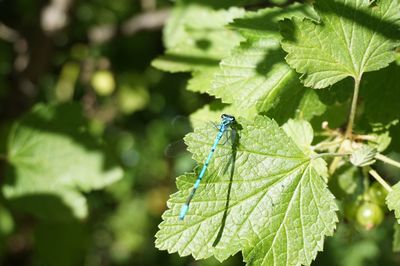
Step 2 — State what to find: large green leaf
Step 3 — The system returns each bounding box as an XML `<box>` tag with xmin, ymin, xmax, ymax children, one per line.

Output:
<box><xmin>156</xmin><ymin>116</ymin><xmax>338</xmax><ymax>265</ymax></box>
<box><xmin>208</xmin><ymin>5</ymin><xmax>319</xmax><ymax>113</ymax></box>
<box><xmin>210</xmin><ymin>39</ymin><xmax>299</xmax><ymax>112</ymax></box>
<box><xmin>266</xmin><ymin>86</ymin><xmax>327</xmax><ymax>125</ymax></box>
<box><xmin>3</xmin><ymin>104</ymin><xmax>123</xmax><ymax>220</ymax></box>
<box><xmin>152</xmin><ymin>5</ymin><xmax>244</xmax><ymax>73</ymax></box>
<box><xmin>281</xmin><ymin>0</ymin><xmax>400</xmax><ymax>88</ymax></box>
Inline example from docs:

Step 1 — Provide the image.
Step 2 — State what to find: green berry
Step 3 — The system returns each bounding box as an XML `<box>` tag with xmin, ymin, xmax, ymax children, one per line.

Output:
<box><xmin>356</xmin><ymin>202</ymin><xmax>384</xmax><ymax>230</ymax></box>
<box><xmin>368</xmin><ymin>182</ymin><xmax>388</xmax><ymax>206</ymax></box>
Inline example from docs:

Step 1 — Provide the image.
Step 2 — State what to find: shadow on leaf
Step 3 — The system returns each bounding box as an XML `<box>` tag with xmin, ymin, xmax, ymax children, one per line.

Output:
<box><xmin>213</xmin><ymin>123</ymin><xmax>241</xmax><ymax>247</ymax></box>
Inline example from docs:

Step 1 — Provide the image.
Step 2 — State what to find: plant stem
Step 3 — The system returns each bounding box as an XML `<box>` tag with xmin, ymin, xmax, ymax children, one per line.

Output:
<box><xmin>376</xmin><ymin>153</ymin><xmax>400</xmax><ymax>169</ymax></box>
<box><xmin>313</xmin><ymin>139</ymin><xmax>342</xmax><ymax>151</ymax></box>
<box><xmin>329</xmin><ymin>77</ymin><xmax>361</xmax><ymax>174</ymax></box>
<box><xmin>312</xmin><ymin>152</ymin><xmax>350</xmax><ymax>159</ymax></box>
<box><xmin>344</xmin><ymin>77</ymin><xmax>361</xmax><ymax>140</ymax></box>
<box><xmin>369</xmin><ymin>169</ymin><xmax>392</xmax><ymax>192</ymax></box>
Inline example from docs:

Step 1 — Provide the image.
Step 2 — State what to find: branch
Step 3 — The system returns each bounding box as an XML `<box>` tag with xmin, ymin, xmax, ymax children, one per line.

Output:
<box><xmin>89</xmin><ymin>9</ymin><xmax>170</xmax><ymax>44</ymax></box>
<box><xmin>369</xmin><ymin>169</ymin><xmax>392</xmax><ymax>192</ymax></box>
<box><xmin>376</xmin><ymin>153</ymin><xmax>400</xmax><ymax>169</ymax></box>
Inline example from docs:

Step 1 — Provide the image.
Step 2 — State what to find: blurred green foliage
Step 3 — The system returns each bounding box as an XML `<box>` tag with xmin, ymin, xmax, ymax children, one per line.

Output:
<box><xmin>0</xmin><ymin>0</ymin><xmax>207</xmax><ymax>265</ymax></box>
<box><xmin>0</xmin><ymin>0</ymin><xmax>399</xmax><ymax>266</ymax></box>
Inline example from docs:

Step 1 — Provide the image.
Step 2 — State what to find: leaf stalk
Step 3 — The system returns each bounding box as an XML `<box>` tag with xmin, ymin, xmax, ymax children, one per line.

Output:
<box><xmin>369</xmin><ymin>169</ymin><xmax>392</xmax><ymax>192</ymax></box>
<box><xmin>312</xmin><ymin>152</ymin><xmax>350</xmax><ymax>159</ymax></box>
<box><xmin>329</xmin><ymin>77</ymin><xmax>361</xmax><ymax>174</ymax></box>
<box><xmin>376</xmin><ymin>153</ymin><xmax>400</xmax><ymax>169</ymax></box>
<box><xmin>344</xmin><ymin>77</ymin><xmax>361</xmax><ymax>140</ymax></box>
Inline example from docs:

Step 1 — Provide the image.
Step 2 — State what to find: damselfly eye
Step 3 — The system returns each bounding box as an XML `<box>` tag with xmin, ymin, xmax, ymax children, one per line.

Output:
<box><xmin>221</xmin><ymin>114</ymin><xmax>235</xmax><ymax>122</ymax></box>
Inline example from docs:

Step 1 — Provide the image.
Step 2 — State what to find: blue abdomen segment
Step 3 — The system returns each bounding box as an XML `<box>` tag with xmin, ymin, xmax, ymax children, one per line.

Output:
<box><xmin>179</xmin><ymin>114</ymin><xmax>235</xmax><ymax>220</ymax></box>
<box><xmin>179</xmin><ymin>204</ymin><xmax>189</xmax><ymax>220</ymax></box>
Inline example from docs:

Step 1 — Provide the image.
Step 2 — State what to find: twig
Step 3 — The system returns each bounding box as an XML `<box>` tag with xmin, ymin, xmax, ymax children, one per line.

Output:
<box><xmin>312</xmin><ymin>152</ymin><xmax>350</xmax><ymax>159</ymax></box>
<box><xmin>369</xmin><ymin>169</ymin><xmax>392</xmax><ymax>192</ymax></box>
<box><xmin>376</xmin><ymin>153</ymin><xmax>400</xmax><ymax>169</ymax></box>
<box><xmin>89</xmin><ymin>9</ymin><xmax>170</xmax><ymax>44</ymax></box>
<box><xmin>0</xmin><ymin>23</ymin><xmax>20</xmax><ymax>42</ymax></box>
<box><xmin>329</xmin><ymin>77</ymin><xmax>362</xmax><ymax>174</ymax></box>
<box><xmin>313</xmin><ymin>139</ymin><xmax>342</xmax><ymax>151</ymax></box>
<box><xmin>121</xmin><ymin>9</ymin><xmax>170</xmax><ymax>34</ymax></box>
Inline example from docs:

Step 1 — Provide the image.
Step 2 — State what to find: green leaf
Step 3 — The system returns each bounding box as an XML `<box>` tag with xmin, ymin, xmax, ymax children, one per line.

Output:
<box><xmin>209</xmin><ymin>5</ymin><xmax>319</xmax><ymax>113</ymax></box>
<box><xmin>108</xmin><ymin>197</ymin><xmax>149</xmax><ymax>261</ymax></box>
<box><xmin>386</xmin><ymin>182</ymin><xmax>400</xmax><ymax>223</ymax></box>
<box><xmin>152</xmin><ymin>5</ymin><xmax>244</xmax><ymax>73</ymax></box>
<box><xmin>3</xmin><ymin>103</ymin><xmax>123</xmax><ymax>220</ymax></box>
<box><xmin>282</xmin><ymin>119</ymin><xmax>314</xmax><ymax>154</ymax></box>
<box><xmin>210</xmin><ymin>39</ymin><xmax>299</xmax><ymax>112</ymax></box>
<box><xmin>282</xmin><ymin>119</ymin><xmax>328</xmax><ymax>180</ymax></box>
<box><xmin>281</xmin><ymin>0</ymin><xmax>400</xmax><ymax>88</ymax></box>
<box><xmin>267</xmin><ymin>86</ymin><xmax>327</xmax><ymax>124</ymax></box>
<box><xmin>293</xmin><ymin>89</ymin><xmax>327</xmax><ymax>121</ymax></box>
<box><xmin>187</xmin><ymin>68</ymin><xmax>219</xmax><ymax>94</ymax></box>
<box><xmin>156</xmin><ymin>116</ymin><xmax>338</xmax><ymax>265</ymax></box>
<box><xmin>349</xmin><ymin>145</ymin><xmax>377</xmax><ymax>167</ymax></box>
<box><xmin>229</xmin><ymin>3</ymin><xmax>319</xmax><ymax>39</ymax></box>
<box><xmin>0</xmin><ymin>204</ymin><xmax>14</xmax><ymax>236</ymax></box>
<box><xmin>329</xmin><ymin>165</ymin><xmax>360</xmax><ymax>198</ymax></box>
<box><xmin>365</xmin><ymin>124</ymin><xmax>393</xmax><ymax>153</ymax></box>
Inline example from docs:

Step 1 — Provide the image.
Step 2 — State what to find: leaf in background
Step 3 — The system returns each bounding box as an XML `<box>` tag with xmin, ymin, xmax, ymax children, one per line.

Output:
<box><xmin>187</xmin><ymin>69</ymin><xmax>218</xmax><ymax>94</ymax></box>
<box><xmin>0</xmin><ymin>205</ymin><xmax>13</xmax><ymax>237</ymax></box>
<box><xmin>328</xmin><ymin>165</ymin><xmax>360</xmax><ymax>199</ymax></box>
<box><xmin>386</xmin><ymin>182</ymin><xmax>400</xmax><ymax>223</ymax></box>
<box><xmin>267</xmin><ymin>86</ymin><xmax>327</xmax><ymax>125</ymax></box>
<box><xmin>350</xmin><ymin>145</ymin><xmax>377</xmax><ymax>167</ymax></box>
<box><xmin>281</xmin><ymin>0</ymin><xmax>400</xmax><ymax>88</ymax></box>
<box><xmin>282</xmin><ymin>119</ymin><xmax>328</xmax><ymax>180</ymax></box>
<box><xmin>3</xmin><ymin>103</ymin><xmax>123</xmax><ymax>220</ymax></box>
<box><xmin>152</xmin><ymin>5</ymin><xmax>244</xmax><ymax>73</ymax></box>
<box><xmin>393</xmin><ymin>222</ymin><xmax>400</xmax><ymax>252</ymax></box>
<box><xmin>108</xmin><ymin>197</ymin><xmax>149</xmax><ymax>262</ymax></box>
<box><xmin>209</xmin><ymin>4</ymin><xmax>321</xmax><ymax>114</ymax></box>
<box><xmin>320</xmin><ymin>222</ymin><xmax>383</xmax><ymax>266</ymax></box>
<box><xmin>0</xmin><ymin>204</ymin><xmax>14</xmax><ymax>253</ymax></box>
<box><xmin>156</xmin><ymin>116</ymin><xmax>337</xmax><ymax>266</ymax></box>
<box><xmin>282</xmin><ymin>119</ymin><xmax>314</xmax><ymax>154</ymax></box>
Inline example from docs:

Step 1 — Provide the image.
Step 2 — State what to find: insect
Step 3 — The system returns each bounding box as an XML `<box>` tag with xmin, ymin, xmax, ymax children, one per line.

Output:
<box><xmin>179</xmin><ymin>114</ymin><xmax>236</xmax><ymax>220</ymax></box>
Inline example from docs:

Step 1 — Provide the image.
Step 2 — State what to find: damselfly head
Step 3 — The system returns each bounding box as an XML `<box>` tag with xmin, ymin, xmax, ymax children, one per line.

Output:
<box><xmin>221</xmin><ymin>114</ymin><xmax>235</xmax><ymax>124</ymax></box>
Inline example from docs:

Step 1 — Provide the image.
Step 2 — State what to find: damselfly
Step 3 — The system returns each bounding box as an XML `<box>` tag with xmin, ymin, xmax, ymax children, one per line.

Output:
<box><xmin>179</xmin><ymin>113</ymin><xmax>236</xmax><ymax>220</ymax></box>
